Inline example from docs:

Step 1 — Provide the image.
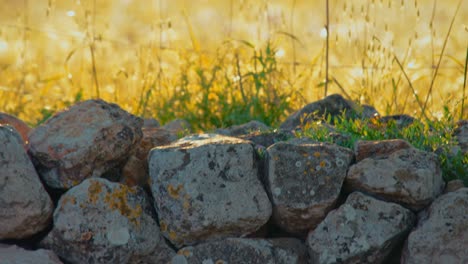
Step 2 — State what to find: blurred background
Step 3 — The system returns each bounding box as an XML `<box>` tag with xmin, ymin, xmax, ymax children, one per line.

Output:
<box><xmin>0</xmin><ymin>0</ymin><xmax>466</xmax><ymax>129</ymax></box>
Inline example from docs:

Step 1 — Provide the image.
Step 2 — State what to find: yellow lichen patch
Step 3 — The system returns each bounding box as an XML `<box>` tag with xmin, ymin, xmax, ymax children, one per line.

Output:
<box><xmin>61</xmin><ymin>195</ymin><xmax>77</xmax><ymax>206</ymax></box>
<box><xmin>168</xmin><ymin>184</ymin><xmax>183</xmax><ymax>199</ymax></box>
<box><xmin>80</xmin><ymin>231</ymin><xmax>93</xmax><ymax>241</ymax></box>
<box><xmin>87</xmin><ymin>180</ymin><xmax>103</xmax><ymax>205</ymax></box>
<box><xmin>320</xmin><ymin>160</ymin><xmax>327</xmax><ymax>167</ymax></box>
<box><xmin>104</xmin><ymin>185</ymin><xmax>143</xmax><ymax>227</ymax></box>
<box><xmin>160</xmin><ymin>221</ymin><xmax>167</xmax><ymax>232</ymax></box>
<box><xmin>314</xmin><ymin>152</ymin><xmax>321</xmax><ymax>158</ymax></box>
<box><xmin>183</xmin><ymin>197</ymin><xmax>191</xmax><ymax>210</ymax></box>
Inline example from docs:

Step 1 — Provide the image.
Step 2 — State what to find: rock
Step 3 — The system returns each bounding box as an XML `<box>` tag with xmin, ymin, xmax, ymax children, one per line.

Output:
<box><xmin>28</xmin><ymin>99</ymin><xmax>143</xmax><ymax>189</ymax></box>
<box><xmin>378</xmin><ymin>114</ymin><xmax>416</xmax><ymax>129</ymax></box>
<box><xmin>239</xmin><ymin>130</ymin><xmax>294</xmax><ymax>148</ymax></box>
<box><xmin>40</xmin><ymin>178</ymin><xmax>174</xmax><ymax>264</ymax></box>
<box><xmin>0</xmin><ymin>126</ymin><xmax>53</xmax><ymax>240</ymax></box>
<box><xmin>216</xmin><ymin>120</ymin><xmax>271</xmax><ymax>136</ymax></box>
<box><xmin>0</xmin><ymin>112</ymin><xmax>31</xmax><ymax>145</ymax></box>
<box><xmin>279</xmin><ymin>94</ymin><xmax>379</xmax><ymax>131</ymax></box>
<box><xmin>149</xmin><ymin>134</ymin><xmax>272</xmax><ymax>247</ymax></box>
<box><xmin>307</xmin><ymin>192</ymin><xmax>415</xmax><ymax>264</ymax></box>
<box><xmin>0</xmin><ymin>244</ymin><xmax>63</xmax><ymax>264</ymax></box>
<box><xmin>444</xmin><ymin>179</ymin><xmax>465</xmax><ymax>193</ymax></box>
<box><xmin>401</xmin><ymin>188</ymin><xmax>468</xmax><ymax>263</ymax></box>
<box><xmin>171</xmin><ymin>238</ymin><xmax>308</xmax><ymax>264</ymax></box>
<box><xmin>454</xmin><ymin>120</ymin><xmax>468</xmax><ymax>154</ymax></box>
<box><xmin>121</xmin><ymin>127</ymin><xmax>178</xmax><ymax>187</ymax></box>
<box><xmin>354</xmin><ymin>139</ymin><xmax>413</xmax><ymax>162</ymax></box>
<box><xmin>163</xmin><ymin>119</ymin><xmax>192</xmax><ymax>134</ymax></box>
<box><xmin>265</xmin><ymin>140</ymin><xmax>354</xmax><ymax>235</ymax></box>
<box><xmin>346</xmin><ymin>148</ymin><xmax>445</xmax><ymax>211</ymax></box>
<box><xmin>143</xmin><ymin>118</ymin><xmax>160</xmax><ymax>128</ymax></box>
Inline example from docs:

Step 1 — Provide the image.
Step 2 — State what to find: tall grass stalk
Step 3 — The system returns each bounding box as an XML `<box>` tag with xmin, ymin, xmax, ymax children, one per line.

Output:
<box><xmin>324</xmin><ymin>0</ymin><xmax>329</xmax><ymax>97</ymax></box>
<box><xmin>462</xmin><ymin>46</ymin><xmax>468</xmax><ymax>119</ymax></box>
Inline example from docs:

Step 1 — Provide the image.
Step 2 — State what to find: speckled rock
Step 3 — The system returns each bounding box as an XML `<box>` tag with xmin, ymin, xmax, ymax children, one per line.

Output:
<box><xmin>0</xmin><ymin>244</ymin><xmax>63</xmax><ymax>264</ymax></box>
<box><xmin>149</xmin><ymin>134</ymin><xmax>272</xmax><ymax>247</ymax></box>
<box><xmin>454</xmin><ymin>120</ymin><xmax>468</xmax><ymax>154</ymax></box>
<box><xmin>0</xmin><ymin>113</ymin><xmax>31</xmax><ymax>145</ymax></box>
<box><xmin>28</xmin><ymin>99</ymin><xmax>143</xmax><ymax>189</ymax></box>
<box><xmin>40</xmin><ymin>178</ymin><xmax>174</xmax><ymax>264</ymax></box>
<box><xmin>265</xmin><ymin>140</ymin><xmax>354</xmax><ymax>234</ymax></box>
<box><xmin>216</xmin><ymin>120</ymin><xmax>271</xmax><ymax>136</ymax></box>
<box><xmin>0</xmin><ymin>126</ymin><xmax>53</xmax><ymax>239</ymax></box>
<box><xmin>346</xmin><ymin>148</ymin><xmax>444</xmax><ymax>211</ymax></box>
<box><xmin>354</xmin><ymin>139</ymin><xmax>413</xmax><ymax>162</ymax></box>
<box><xmin>307</xmin><ymin>192</ymin><xmax>415</xmax><ymax>264</ymax></box>
<box><xmin>401</xmin><ymin>188</ymin><xmax>468</xmax><ymax>264</ymax></box>
<box><xmin>279</xmin><ymin>94</ymin><xmax>378</xmax><ymax>130</ymax></box>
<box><xmin>121</xmin><ymin>127</ymin><xmax>178</xmax><ymax>187</ymax></box>
<box><xmin>170</xmin><ymin>238</ymin><xmax>308</xmax><ymax>264</ymax></box>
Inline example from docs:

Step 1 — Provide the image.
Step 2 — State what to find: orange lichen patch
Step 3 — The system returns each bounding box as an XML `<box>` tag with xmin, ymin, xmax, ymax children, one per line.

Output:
<box><xmin>215</xmin><ymin>260</ymin><xmax>226</xmax><ymax>264</ymax></box>
<box><xmin>314</xmin><ymin>152</ymin><xmax>321</xmax><ymax>158</ymax></box>
<box><xmin>87</xmin><ymin>180</ymin><xmax>104</xmax><ymax>205</ymax></box>
<box><xmin>320</xmin><ymin>160</ymin><xmax>327</xmax><ymax>167</ymax></box>
<box><xmin>274</xmin><ymin>156</ymin><xmax>279</xmax><ymax>161</ymax></box>
<box><xmin>104</xmin><ymin>185</ymin><xmax>142</xmax><ymax>227</ymax></box>
<box><xmin>168</xmin><ymin>184</ymin><xmax>183</xmax><ymax>199</ymax></box>
<box><xmin>80</xmin><ymin>231</ymin><xmax>93</xmax><ymax>241</ymax></box>
<box><xmin>179</xmin><ymin>249</ymin><xmax>191</xmax><ymax>257</ymax></box>
<box><xmin>169</xmin><ymin>230</ymin><xmax>177</xmax><ymax>241</ymax></box>
<box><xmin>61</xmin><ymin>195</ymin><xmax>77</xmax><ymax>206</ymax></box>
<box><xmin>160</xmin><ymin>221</ymin><xmax>167</xmax><ymax>232</ymax></box>
<box><xmin>183</xmin><ymin>199</ymin><xmax>190</xmax><ymax>210</ymax></box>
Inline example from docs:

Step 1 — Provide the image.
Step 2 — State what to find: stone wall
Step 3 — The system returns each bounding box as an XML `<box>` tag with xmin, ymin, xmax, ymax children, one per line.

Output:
<box><xmin>1</xmin><ymin>96</ymin><xmax>467</xmax><ymax>264</ymax></box>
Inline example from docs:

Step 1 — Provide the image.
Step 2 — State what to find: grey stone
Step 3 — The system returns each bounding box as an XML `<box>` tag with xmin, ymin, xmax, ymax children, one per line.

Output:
<box><xmin>454</xmin><ymin>120</ymin><xmax>468</xmax><ymax>154</ymax></box>
<box><xmin>279</xmin><ymin>94</ymin><xmax>378</xmax><ymax>131</ymax></box>
<box><xmin>171</xmin><ymin>238</ymin><xmax>308</xmax><ymax>264</ymax></box>
<box><xmin>265</xmin><ymin>141</ymin><xmax>354</xmax><ymax>234</ymax></box>
<box><xmin>163</xmin><ymin>119</ymin><xmax>192</xmax><ymax>134</ymax></box>
<box><xmin>307</xmin><ymin>192</ymin><xmax>415</xmax><ymax>264</ymax></box>
<box><xmin>149</xmin><ymin>134</ymin><xmax>272</xmax><ymax>247</ymax></box>
<box><xmin>0</xmin><ymin>126</ymin><xmax>53</xmax><ymax>239</ymax></box>
<box><xmin>0</xmin><ymin>244</ymin><xmax>63</xmax><ymax>264</ymax></box>
<box><xmin>40</xmin><ymin>178</ymin><xmax>174</xmax><ymax>264</ymax></box>
<box><xmin>215</xmin><ymin>120</ymin><xmax>270</xmax><ymax>136</ymax></box>
<box><xmin>28</xmin><ymin>99</ymin><xmax>143</xmax><ymax>189</ymax></box>
<box><xmin>401</xmin><ymin>188</ymin><xmax>468</xmax><ymax>264</ymax></box>
<box><xmin>346</xmin><ymin>148</ymin><xmax>445</xmax><ymax>211</ymax></box>
<box><xmin>354</xmin><ymin>139</ymin><xmax>413</xmax><ymax>162</ymax></box>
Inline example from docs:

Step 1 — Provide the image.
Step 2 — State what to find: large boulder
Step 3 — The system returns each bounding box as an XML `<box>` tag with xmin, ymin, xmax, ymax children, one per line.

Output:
<box><xmin>40</xmin><ymin>178</ymin><xmax>174</xmax><ymax>263</ymax></box>
<box><xmin>171</xmin><ymin>238</ymin><xmax>308</xmax><ymax>264</ymax></box>
<box><xmin>0</xmin><ymin>244</ymin><xmax>63</xmax><ymax>264</ymax></box>
<box><xmin>401</xmin><ymin>188</ymin><xmax>468</xmax><ymax>263</ymax></box>
<box><xmin>0</xmin><ymin>125</ymin><xmax>53</xmax><ymax>239</ymax></box>
<box><xmin>265</xmin><ymin>140</ymin><xmax>354</xmax><ymax>234</ymax></box>
<box><xmin>280</xmin><ymin>94</ymin><xmax>378</xmax><ymax>131</ymax></box>
<box><xmin>307</xmin><ymin>192</ymin><xmax>415</xmax><ymax>264</ymax></box>
<box><xmin>149</xmin><ymin>134</ymin><xmax>272</xmax><ymax>247</ymax></box>
<box><xmin>28</xmin><ymin>99</ymin><xmax>143</xmax><ymax>189</ymax></box>
<box><xmin>346</xmin><ymin>147</ymin><xmax>445</xmax><ymax>211</ymax></box>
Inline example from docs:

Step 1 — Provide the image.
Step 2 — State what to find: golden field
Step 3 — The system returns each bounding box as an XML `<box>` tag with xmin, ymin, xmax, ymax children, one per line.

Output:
<box><xmin>0</xmin><ymin>0</ymin><xmax>466</xmax><ymax>129</ymax></box>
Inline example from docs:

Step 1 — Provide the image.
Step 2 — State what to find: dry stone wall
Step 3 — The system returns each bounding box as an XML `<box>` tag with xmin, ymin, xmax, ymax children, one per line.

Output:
<box><xmin>0</xmin><ymin>95</ymin><xmax>467</xmax><ymax>264</ymax></box>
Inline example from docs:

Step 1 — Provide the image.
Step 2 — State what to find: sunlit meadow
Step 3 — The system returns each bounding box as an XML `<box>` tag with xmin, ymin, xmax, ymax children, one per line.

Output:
<box><xmin>0</xmin><ymin>0</ymin><xmax>466</xmax><ymax>129</ymax></box>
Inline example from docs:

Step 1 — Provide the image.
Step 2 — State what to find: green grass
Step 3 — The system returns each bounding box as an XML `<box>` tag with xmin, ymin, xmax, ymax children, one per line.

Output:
<box><xmin>297</xmin><ymin>110</ymin><xmax>468</xmax><ymax>186</ymax></box>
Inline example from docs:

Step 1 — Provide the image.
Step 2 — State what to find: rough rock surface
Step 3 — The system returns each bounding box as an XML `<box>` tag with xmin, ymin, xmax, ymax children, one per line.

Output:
<box><xmin>401</xmin><ymin>188</ymin><xmax>468</xmax><ymax>264</ymax></box>
<box><xmin>121</xmin><ymin>127</ymin><xmax>178</xmax><ymax>187</ymax></box>
<box><xmin>346</xmin><ymin>148</ymin><xmax>445</xmax><ymax>211</ymax></box>
<box><xmin>0</xmin><ymin>244</ymin><xmax>63</xmax><ymax>264</ymax></box>
<box><xmin>0</xmin><ymin>112</ymin><xmax>31</xmax><ymax>144</ymax></box>
<box><xmin>239</xmin><ymin>130</ymin><xmax>294</xmax><ymax>148</ymax></box>
<box><xmin>454</xmin><ymin>120</ymin><xmax>468</xmax><ymax>154</ymax></box>
<box><xmin>279</xmin><ymin>94</ymin><xmax>378</xmax><ymax>130</ymax></box>
<box><xmin>265</xmin><ymin>140</ymin><xmax>354</xmax><ymax>234</ymax></box>
<box><xmin>171</xmin><ymin>238</ymin><xmax>308</xmax><ymax>264</ymax></box>
<box><xmin>0</xmin><ymin>126</ymin><xmax>53</xmax><ymax>239</ymax></box>
<box><xmin>354</xmin><ymin>139</ymin><xmax>413</xmax><ymax>162</ymax></box>
<box><xmin>307</xmin><ymin>192</ymin><xmax>415</xmax><ymax>264</ymax></box>
<box><xmin>28</xmin><ymin>99</ymin><xmax>143</xmax><ymax>189</ymax></box>
<box><xmin>40</xmin><ymin>178</ymin><xmax>174</xmax><ymax>264</ymax></box>
<box><xmin>149</xmin><ymin>134</ymin><xmax>272</xmax><ymax>247</ymax></box>
<box><xmin>163</xmin><ymin>118</ymin><xmax>192</xmax><ymax>134</ymax></box>
<box><xmin>216</xmin><ymin>120</ymin><xmax>271</xmax><ymax>136</ymax></box>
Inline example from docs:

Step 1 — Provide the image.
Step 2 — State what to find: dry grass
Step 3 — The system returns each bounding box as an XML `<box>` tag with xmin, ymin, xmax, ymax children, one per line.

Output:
<box><xmin>0</xmin><ymin>0</ymin><xmax>466</xmax><ymax>129</ymax></box>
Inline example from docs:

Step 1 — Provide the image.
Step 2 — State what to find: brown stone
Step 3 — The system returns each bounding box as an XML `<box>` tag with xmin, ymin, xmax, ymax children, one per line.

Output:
<box><xmin>354</xmin><ymin>139</ymin><xmax>413</xmax><ymax>162</ymax></box>
<box><xmin>0</xmin><ymin>112</ymin><xmax>31</xmax><ymax>145</ymax></box>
